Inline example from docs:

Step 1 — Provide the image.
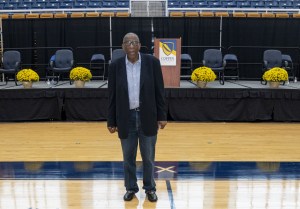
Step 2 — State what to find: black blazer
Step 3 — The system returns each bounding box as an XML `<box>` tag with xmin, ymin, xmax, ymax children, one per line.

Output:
<box><xmin>107</xmin><ymin>53</ymin><xmax>167</xmax><ymax>139</ymax></box>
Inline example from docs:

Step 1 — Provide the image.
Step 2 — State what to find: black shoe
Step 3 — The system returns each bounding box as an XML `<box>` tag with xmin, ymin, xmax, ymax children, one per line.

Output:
<box><xmin>146</xmin><ymin>190</ymin><xmax>158</xmax><ymax>202</ymax></box>
<box><xmin>123</xmin><ymin>190</ymin><xmax>135</xmax><ymax>201</ymax></box>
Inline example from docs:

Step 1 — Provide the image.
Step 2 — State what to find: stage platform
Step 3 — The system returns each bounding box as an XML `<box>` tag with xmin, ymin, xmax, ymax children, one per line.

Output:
<box><xmin>1</xmin><ymin>80</ymin><xmax>300</xmax><ymax>90</ymax></box>
<box><xmin>1</xmin><ymin>80</ymin><xmax>300</xmax><ymax>122</ymax></box>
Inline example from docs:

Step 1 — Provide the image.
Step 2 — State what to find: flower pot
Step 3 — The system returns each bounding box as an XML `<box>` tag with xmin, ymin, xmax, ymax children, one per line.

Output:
<box><xmin>22</xmin><ymin>81</ymin><xmax>33</xmax><ymax>88</ymax></box>
<box><xmin>197</xmin><ymin>81</ymin><xmax>207</xmax><ymax>88</ymax></box>
<box><xmin>269</xmin><ymin>81</ymin><xmax>280</xmax><ymax>88</ymax></box>
<box><xmin>74</xmin><ymin>80</ymin><xmax>85</xmax><ymax>88</ymax></box>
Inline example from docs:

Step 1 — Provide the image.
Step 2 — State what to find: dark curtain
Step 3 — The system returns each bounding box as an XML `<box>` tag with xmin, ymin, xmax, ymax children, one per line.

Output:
<box><xmin>3</xmin><ymin>19</ymin><xmax>35</xmax><ymax>71</ymax></box>
<box><xmin>33</xmin><ymin>18</ymin><xmax>111</xmax><ymax>77</ymax></box>
<box><xmin>165</xmin><ymin>88</ymin><xmax>300</xmax><ymax>122</ymax></box>
<box><xmin>64</xmin><ymin>18</ymin><xmax>111</xmax><ymax>64</ymax></box>
<box><xmin>0</xmin><ymin>89</ymin><xmax>62</xmax><ymax>121</ymax></box>
<box><xmin>3</xmin><ymin>17</ymin><xmax>300</xmax><ymax>80</ymax></box>
<box><xmin>1</xmin><ymin>88</ymin><xmax>300</xmax><ymax>122</ymax></box>
<box><xmin>33</xmin><ymin>19</ymin><xmax>68</xmax><ymax>77</ymax></box>
<box><xmin>222</xmin><ymin>18</ymin><xmax>300</xmax><ymax>79</ymax></box>
<box><xmin>64</xmin><ymin>89</ymin><xmax>108</xmax><ymax>121</ymax></box>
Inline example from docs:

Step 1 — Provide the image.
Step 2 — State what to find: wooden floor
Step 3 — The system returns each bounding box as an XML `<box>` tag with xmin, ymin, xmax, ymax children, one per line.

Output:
<box><xmin>1</xmin><ymin>122</ymin><xmax>300</xmax><ymax>161</ymax></box>
<box><xmin>0</xmin><ymin>122</ymin><xmax>300</xmax><ymax>209</ymax></box>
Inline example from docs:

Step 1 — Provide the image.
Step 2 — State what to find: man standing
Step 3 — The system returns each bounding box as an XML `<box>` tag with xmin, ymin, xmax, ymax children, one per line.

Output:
<box><xmin>107</xmin><ymin>32</ymin><xmax>167</xmax><ymax>202</ymax></box>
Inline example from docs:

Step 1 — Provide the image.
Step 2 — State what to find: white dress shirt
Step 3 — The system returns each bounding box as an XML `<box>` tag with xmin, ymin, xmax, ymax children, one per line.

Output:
<box><xmin>126</xmin><ymin>53</ymin><xmax>141</xmax><ymax>110</ymax></box>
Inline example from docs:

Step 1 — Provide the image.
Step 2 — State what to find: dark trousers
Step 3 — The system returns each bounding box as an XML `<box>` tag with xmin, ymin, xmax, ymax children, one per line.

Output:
<box><xmin>120</xmin><ymin>110</ymin><xmax>157</xmax><ymax>192</ymax></box>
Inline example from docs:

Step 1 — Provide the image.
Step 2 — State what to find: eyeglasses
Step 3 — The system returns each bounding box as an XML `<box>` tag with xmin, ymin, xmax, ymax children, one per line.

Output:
<box><xmin>123</xmin><ymin>41</ymin><xmax>140</xmax><ymax>47</ymax></box>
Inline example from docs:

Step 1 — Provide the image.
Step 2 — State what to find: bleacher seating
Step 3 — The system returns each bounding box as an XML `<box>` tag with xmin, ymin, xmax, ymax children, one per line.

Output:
<box><xmin>0</xmin><ymin>0</ymin><xmax>300</xmax><ymax>18</ymax></box>
<box><xmin>0</xmin><ymin>0</ymin><xmax>130</xmax><ymax>10</ymax></box>
<box><xmin>1</xmin><ymin>0</ymin><xmax>299</xmax><ymax>11</ymax></box>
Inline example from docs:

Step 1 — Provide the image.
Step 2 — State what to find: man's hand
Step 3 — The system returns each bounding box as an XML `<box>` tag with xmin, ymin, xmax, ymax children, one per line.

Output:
<box><xmin>158</xmin><ymin>121</ymin><xmax>167</xmax><ymax>129</ymax></box>
<box><xmin>107</xmin><ymin>126</ymin><xmax>118</xmax><ymax>133</ymax></box>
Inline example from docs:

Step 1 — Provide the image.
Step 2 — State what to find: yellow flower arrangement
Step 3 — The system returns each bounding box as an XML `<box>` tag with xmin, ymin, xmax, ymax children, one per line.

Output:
<box><xmin>70</xmin><ymin>67</ymin><xmax>92</xmax><ymax>81</ymax></box>
<box><xmin>262</xmin><ymin>67</ymin><xmax>288</xmax><ymax>82</ymax></box>
<box><xmin>16</xmin><ymin>69</ymin><xmax>39</xmax><ymax>82</ymax></box>
<box><xmin>191</xmin><ymin>66</ymin><xmax>216</xmax><ymax>82</ymax></box>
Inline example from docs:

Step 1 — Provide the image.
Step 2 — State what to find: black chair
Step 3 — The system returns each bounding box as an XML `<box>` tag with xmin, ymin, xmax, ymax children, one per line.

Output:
<box><xmin>223</xmin><ymin>54</ymin><xmax>239</xmax><ymax>80</ymax></box>
<box><xmin>262</xmin><ymin>49</ymin><xmax>282</xmax><ymax>84</ymax></box>
<box><xmin>111</xmin><ymin>49</ymin><xmax>126</xmax><ymax>63</ymax></box>
<box><xmin>181</xmin><ymin>54</ymin><xmax>193</xmax><ymax>80</ymax></box>
<box><xmin>48</xmin><ymin>49</ymin><xmax>74</xmax><ymax>84</ymax></box>
<box><xmin>282</xmin><ymin>54</ymin><xmax>295</xmax><ymax>81</ymax></box>
<box><xmin>0</xmin><ymin>50</ymin><xmax>21</xmax><ymax>86</ymax></box>
<box><xmin>203</xmin><ymin>49</ymin><xmax>225</xmax><ymax>85</ymax></box>
<box><xmin>90</xmin><ymin>54</ymin><xmax>105</xmax><ymax>80</ymax></box>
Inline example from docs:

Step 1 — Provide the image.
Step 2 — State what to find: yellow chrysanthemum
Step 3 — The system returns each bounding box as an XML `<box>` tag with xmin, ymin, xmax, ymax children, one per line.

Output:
<box><xmin>191</xmin><ymin>66</ymin><xmax>216</xmax><ymax>82</ymax></box>
<box><xmin>16</xmin><ymin>69</ymin><xmax>39</xmax><ymax>82</ymax></box>
<box><xmin>70</xmin><ymin>67</ymin><xmax>92</xmax><ymax>81</ymax></box>
<box><xmin>262</xmin><ymin>67</ymin><xmax>288</xmax><ymax>82</ymax></box>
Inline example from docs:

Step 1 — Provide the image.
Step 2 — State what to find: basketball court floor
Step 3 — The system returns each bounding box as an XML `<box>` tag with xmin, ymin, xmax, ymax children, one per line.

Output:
<box><xmin>0</xmin><ymin>122</ymin><xmax>299</xmax><ymax>209</ymax></box>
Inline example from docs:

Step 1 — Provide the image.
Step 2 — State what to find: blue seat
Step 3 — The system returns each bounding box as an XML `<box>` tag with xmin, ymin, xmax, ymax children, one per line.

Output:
<box><xmin>63</xmin><ymin>0</ymin><xmax>74</xmax><ymax>2</ymax></box>
<box><xmin>251</xmin><ymin>1</ymin><xmax>265</xmax><ymax>8</ymax></box>
<box><xmin>282</xmin><ymin>54</ymin><xmax>295</xmax><ymax>81</ymax></box>
<box><xmin>265</xmin><ymin>2</ymin><xmax>279</xmax><ymax>8</ymax></box>
<box><xmin>9</xmin><ymin>0</ymin><xmax>22</xmax><ymax>4</ymax></box>
<box><xmin>180</xmin><ymin>54</ymin><xmax>193</xmax><ymax>80</ymax></box>
<box><xmin>237</xmin><ymin>2</ymin><xmax>251</xmax><ymax>8</ymax></box>
<box><xmin>45</xmin><ymin>2</ymin><xmax>59</xmax><ymax>8</ymax></box>
<box><xmin>208</xmin><ymin>1</ymin><xmax>223</xmax><ymax>7</ymax></box>
<box><xmin>168</xmin><ymin>1</ymin><xmax>180</xmax><ymax>7</ymax></box>
<box><xmin>3</xmin><ymin>3</ymin><xmax>16</xmax><ymax>9</ymax></box>
<box><xmin>36</xmin><ymin>0</ymin><xmax>47</xmax><ymax>3</ymax></box>
<box><xmin>279</xmin><ymin>2</ymin><xmax>293</xmax><ymax>8</ymax></box>
<box><xmin>203</xmin><ymin>49</ymin><xmax>225</xmax><ymax>85</ymax></box>
<box><xmin>102</xmin><ymin>1</ymin><xmax>116</xmax><ymax>7</ymax></box>
<box><xmin>60</xmin><ymin>2</ymin><xmax>72</xmax><ymax>8</ymax></box>
<box><xmin>116</xmin><ymin>1</ymin><xmax>129</xmax><ymax>7</ymax></box>
<box><xmin>90</xmin><ymin>54</ymin><xmax>106</xmax><ymax>80</ymax></box>
<box><xmin>31</xmin><ymin>2</ymin><xmax>45</xmax><ymax>8</ymax></box>
<box><xmin>223</xmin><ymin>1</ymin><xmax>237</xmax><ymax>8</ymax></box>
<box><xmin>193</xmin><ymin>1</ymin><xmax>208</xmax><ymax>7</ymax></box>
<box><xmin>111</xmin><ymin>49</ymin><xmax>125</xmax><ymax>63</ymax></box>
<box><xmin>23</xmin><ymin>0</ymin><xmax>34</xmax><ymax>3</ymax></box>
<box><xmin>48</xmin><ymin>49</ymin><xmax>74</xmax><ymax>84</ymax></box>
<box><xmin>293</xmin><ymin>2</ymin><xmax>300</xmax><ymax>8</ymax></box>
<box><xmin>262</xmin><ymin>49</ymin><xmax>283</xmax><ymax>84</ymax></box>
<box><xmin>0</xmin><ymin>0</ymin><xmax>8</xmax><ymax>3</ymax></box>
<box><xmin>74</xmin><ymin>2</ymin><xmax>87</xmax><ymax>7</ymax></box>
<box><xmin>18</xmin><ymin>3</ymin><xmax>31</xmax><ymax>9</ymax></box>
<box><xmin>181</xmin><ymin>1</ymin><xmax>193</xmax><ymax>8</ymax></box>
<box><xmin>88</xmin><ymin>1</ymin><xmax>101</xmax><ymax>7</ymax></box>
<box><xmin>223</xmin><ymin>54</ymin><xmax>239</xmax><ymax>80</ymax></box>
<box><xmin>0</xmin><ymin>50</ymin><xmax>21</xmax><ymax>86</ymax></box>
<box><xmin>49</xmin><ymin>0</ymin><xmax>59</xmax><ymax>3</ymax></box>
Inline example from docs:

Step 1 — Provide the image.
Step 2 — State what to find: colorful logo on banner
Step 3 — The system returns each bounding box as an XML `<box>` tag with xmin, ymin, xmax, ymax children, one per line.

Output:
<box><xmin>159</xmin><ymin>40</ymin><xmax>177</xmax><ymax>66</ymax></box>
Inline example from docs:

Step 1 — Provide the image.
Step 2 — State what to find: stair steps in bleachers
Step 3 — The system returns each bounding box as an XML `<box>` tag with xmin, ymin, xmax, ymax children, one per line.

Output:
<box><xmin>131</xmin><ymin>0</ymin><xmax>166</xmax><ymax>17</ymax></box>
